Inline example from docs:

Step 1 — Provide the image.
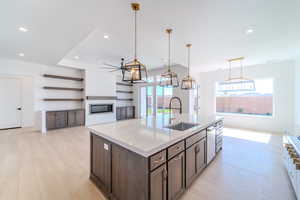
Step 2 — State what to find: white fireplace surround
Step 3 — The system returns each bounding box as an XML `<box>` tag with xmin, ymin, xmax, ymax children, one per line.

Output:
<box><xmin>85</xmin><ymin>99</ymin><xmax>116</xmax><ymax>126</ymax></box>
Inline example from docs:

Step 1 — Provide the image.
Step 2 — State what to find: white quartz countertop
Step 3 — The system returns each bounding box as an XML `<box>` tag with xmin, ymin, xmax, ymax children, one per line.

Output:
<box><xmin>89</xmin><ymin>114</ymin><xmax>223</xmax><ymax>157</ymax></box>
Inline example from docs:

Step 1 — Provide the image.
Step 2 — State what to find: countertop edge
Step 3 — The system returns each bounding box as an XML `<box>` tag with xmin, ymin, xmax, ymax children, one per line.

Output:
<box><xmin>89</xmin><ymin>118</ymin><xmax>223</xmax><ymax>158</ymax></box>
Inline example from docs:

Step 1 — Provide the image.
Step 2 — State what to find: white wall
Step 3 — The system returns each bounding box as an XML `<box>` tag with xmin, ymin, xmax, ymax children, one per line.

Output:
<box><xmin>295</xmin><ymin>58</ymin><xmax>300</xmax><ymax>133</ymax></box>
<box><xmin>85</xmin><ymin>67</ymin><xmax>116</xmax><ymax>125</ymax></box>
<box><xmin>0</xmin><ymin>59</ymin><xmax>83</xmax><ymax>129</ymax></box>
<box><xmin>197</xmin><ymin>60</ymin><xmax>295</xmax><ymax>133</ymax></box>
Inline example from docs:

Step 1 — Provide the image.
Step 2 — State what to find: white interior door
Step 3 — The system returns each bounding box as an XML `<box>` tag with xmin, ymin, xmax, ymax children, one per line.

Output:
<box><xmin>0</xmin><ymin>78</ymin><xmax>22</xmax><ymax>129</ymax></box>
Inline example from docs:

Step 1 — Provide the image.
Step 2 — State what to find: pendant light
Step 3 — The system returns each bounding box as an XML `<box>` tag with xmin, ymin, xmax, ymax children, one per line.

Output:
<box><xmin>159</xmin><ymin>29</ymin><xmax>179</xmax><ymax>87</ymax></box>
<box><xmin>181</xmin><ymin>44</ymin><xmax>196</xmax><ymax>90</ymax></box>
<box><xmin>122</xmin><ymin>3</ymin><xmax>148</xmax><ymax>83</ymax></box>
<box><xmin>218</xmin><ymin>57</ymin><xmax>255</xmax><ymax>92</ymax></box>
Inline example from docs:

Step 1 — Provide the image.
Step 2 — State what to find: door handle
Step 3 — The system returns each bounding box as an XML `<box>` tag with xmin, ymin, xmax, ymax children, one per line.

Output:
<box><xmin>17</xmin><ymin>108</ymin><xmax>22</xmax><ymax>110</ymax></box>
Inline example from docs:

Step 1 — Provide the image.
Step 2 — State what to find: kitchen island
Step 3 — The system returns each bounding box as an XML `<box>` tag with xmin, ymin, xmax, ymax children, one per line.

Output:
<box><xmin>89</xmin><ymin>114</ymin><xmax>223</xmax><ymax>200</ymax></box>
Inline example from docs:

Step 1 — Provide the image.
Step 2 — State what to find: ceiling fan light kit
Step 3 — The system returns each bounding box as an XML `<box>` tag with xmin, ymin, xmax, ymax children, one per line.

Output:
<box><xmin>122</xmin><ymin>3</ymin><xmax>148</xmax><ymax>84</ymax></box>
<box><xmin>181</xmin><ymin>44</ymin><xmax>196</xmax><ymax>90</ymax></box>
<box><xmin>159</xmin><ymin>29</ymin><xmax>180</xmax><ymax>88</ymax></box>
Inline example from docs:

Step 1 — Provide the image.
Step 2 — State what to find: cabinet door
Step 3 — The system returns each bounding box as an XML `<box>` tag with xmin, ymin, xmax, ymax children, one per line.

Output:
<box><xmin>67</xmin><ymin>111</ymin><xmax>77</xmax><ymax>127</ymax></box>
<box><xmin>120</xmin><ymin>107</ymin><xmax>127</xmax><ymax>120</ymax></box>
<box><xmin>150</xmin><ymin>164</ymin><xmax>167</xmax><ymax>200</ymax></box>
<box><xmin>46</xmin><ymin>112</ymin><xmax>56</xmax><ymax>130</ymax></box>
<box><xmin>91</xmin><ymin>134</ymin><xmax>111</xmax><ymax>194</ymax></box>
<box><xmin>75</xmin><ymin>110</ymin><xmax>85</xmax><ymax>126</ymax></box>
<box><xmin>196</xmin><ymin>138</ymin><xmax>206</xmax><ymax>174</ymax></box>
<box><xmin>186</xmin><ymin>138</ymin><xmax>207</xmax><ymax>187</ymax></box>
<box><xmin>186</xmin><ymin>142</ymin><xmax>197</xmax><ymax>187</ymax></box>
<box><xmin>55</xmin><ymin>111</ymin><xmax>67</xmax><ymax>129</ymax></box>
<box><xmin>116</xmin><ymin>107</ymin><xmax>121</xmax><ymax>121</ymax></box>
<box><xmin>126</xmin><ymin>106</ymin><xmax>134</xmax><ymax>119</ymax></box>
<box><xmin>168</xmin><ymin>152</ymin><xmax>185</xmax><ymax>200</ymax></box>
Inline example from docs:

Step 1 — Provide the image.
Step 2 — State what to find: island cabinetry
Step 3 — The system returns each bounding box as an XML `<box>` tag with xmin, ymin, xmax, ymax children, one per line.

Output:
<box><xmin>150</xmin><ymin>164</ymin><xmax>167</xmax><ymax>200</ymax></box>
<box><xmin>185</xmin><ymin>137</ymin><xmax>207</xmax><ymax>187</ymax></box>
<box><xmin>111</xmin><ymin>145</ymin><xmax>149</xmax><ymax>200</ymax></box>
<box><xmin>90</xmin><ymin>134</ymin><xmax>112</xmax><ymax>195</ymax></box>
<box><xmin>168</xmin><ymin>152</ymin><xmax>185</xmax><ymax>200</ymax></box>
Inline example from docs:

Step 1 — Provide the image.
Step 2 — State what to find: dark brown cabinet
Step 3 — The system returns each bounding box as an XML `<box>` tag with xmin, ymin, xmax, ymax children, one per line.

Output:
<box><xmin>46</xmin><ymin>109</ymin><xmax>85</xmax><ymax>130</ymax></box>
<box><xmin>186</xmin><ymin>138</ymin><xmax>206</xmax><ymax>187</ymax></box>
<box><xmin>90</xmin><ymin>120</ymin><xmax>223</xmax><ymax>200</ymax></box>
<box><xmin>90</xmin><ymin>134</ymin><xmax>112</xmax><ymax>195</ymax></box>
<box><xmin>168</xmin><ymin>152</ymin><xmax>185</xmax><ymax>200</ymax></box>
<box><xmin>150</xmin><ymin>164</ymin><xmax>167</xmax><ymax>200</ymax></box>
<box><xmin>116</xmin><ymin>106</ymin><xmax>135</xmax><ymax>121</ymax></box>
<box><xmin>67</xmin><ymin>110</ymin><xmax>77</xmax><ymax>127</ymax></box>
<box><xmin>46</xmin><ymin>112</ymin><xmax>56</xmax><ymax>130</ymax></box>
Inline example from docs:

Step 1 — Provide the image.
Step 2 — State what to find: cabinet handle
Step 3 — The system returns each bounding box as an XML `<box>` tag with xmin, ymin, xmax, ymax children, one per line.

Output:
<box><xmin>163</xmin><ymin>168</ymin><xmax>168</xmax><ymax>180</ymax></box>
<box><xmin>181</xmin><ymin>155</ymin><xmax>184</xmax><ymax>189</ymax></box>
<box><xmin>174</xmin><ymin>155</ymin><xmax>182</xmax><ymax>161</ymax></box>
<box><xmin>176</xmin><ymin>146</ymin><xmax>182</xmax><ymax>150</ymax></box>
<box><xmin>154</xmin><ymin>156</ymin><xmax>164</xmax><ymax>163</ymax></box>
<box><xmin>162</xmin><ymin>168</ymin><xmax>167</xmax><ymax>200</ymax></box>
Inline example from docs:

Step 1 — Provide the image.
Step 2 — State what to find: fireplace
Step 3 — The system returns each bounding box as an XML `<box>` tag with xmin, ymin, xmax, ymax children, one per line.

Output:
<box><xmin>90</xmin><ymin>104</ymin><xmax>113</xmax><ymax>114</ymax></box>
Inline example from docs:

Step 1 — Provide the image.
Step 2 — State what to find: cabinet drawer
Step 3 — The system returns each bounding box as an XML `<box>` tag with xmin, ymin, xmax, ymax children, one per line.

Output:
<box><xmin>186</xmin><ymin>130</ymin><xmax>206</xmax><ymax>148</ymax></box>
<box><xmin>150</xmin><ymin>150</ymin><xmax>167</xmax><ymax>171</ymax></box>
<box><xmin>168</xmin><ymin>141</ymin><xmax>184</xmax><ymax>160</ymax></box>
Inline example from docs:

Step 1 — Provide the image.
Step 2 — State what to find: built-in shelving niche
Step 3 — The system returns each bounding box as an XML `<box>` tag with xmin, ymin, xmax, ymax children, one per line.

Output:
<box><xmin>42</xmin><ymin>74</ymin><xmax>85</xmax><ymax>105</ymax></box>
<box><xmin>116</xmin><ymin>78</ymin><xmax>134</xmax><ymax>106</ymax></box>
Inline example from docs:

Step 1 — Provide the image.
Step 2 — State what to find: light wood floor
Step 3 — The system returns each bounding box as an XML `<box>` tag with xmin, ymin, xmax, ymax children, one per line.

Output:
<box><xmin>0</xmin><ymin>127</ymin><xmax>296</xmax><ymax>200</ymax></box>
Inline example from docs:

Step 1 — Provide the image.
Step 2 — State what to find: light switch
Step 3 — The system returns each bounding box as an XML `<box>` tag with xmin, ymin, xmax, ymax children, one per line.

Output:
<box><xmin>104</xmin><ymin>143</ymin><xmax>109</xmax><ymax>150</ymax></box>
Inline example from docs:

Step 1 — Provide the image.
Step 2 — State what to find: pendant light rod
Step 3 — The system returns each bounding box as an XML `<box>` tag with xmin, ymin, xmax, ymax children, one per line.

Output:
<box><xmin>166</xmin><ymin>29</ymin><xmax>172</xmax><ymax>72</ymax></box>
<box><xmin>186</xmin><ymin>44</ymin><xmax>191</xmax><ymax>76</ymax></box>
<box><xmin>227</xmin><ymin>56</ymin><xmax>245</xmax><ymax>80</ymax></box>
<box><xmin>131</xmin><ymin>3</ymin><xmax>140</xmax><ymax>61</ymax></box>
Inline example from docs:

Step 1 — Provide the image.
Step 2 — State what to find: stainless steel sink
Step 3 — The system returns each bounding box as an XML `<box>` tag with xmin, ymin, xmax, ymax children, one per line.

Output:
<box><xmin>166</xmin><ymin>122</ymin><xmax>199</xmax><ymax>131</ymax></box>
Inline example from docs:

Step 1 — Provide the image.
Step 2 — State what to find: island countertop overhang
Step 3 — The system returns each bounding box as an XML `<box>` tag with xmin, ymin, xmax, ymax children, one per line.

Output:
<box><xmin>89</xmin><ymin>114</ymin><xmax>223</xmax><ymax>157</ymax></box>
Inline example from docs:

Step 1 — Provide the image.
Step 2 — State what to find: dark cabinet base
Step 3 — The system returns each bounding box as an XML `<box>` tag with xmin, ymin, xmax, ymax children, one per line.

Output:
<box><xmin>46</xmin><ymin>109</ymin><xmax>85</xmax><ymax>131</ymax></box>
<box><xmin>116</xmin><ymin>106</ymin><xmax>135</xmax><ymax>121</ymax></box>
<box><xmin>90</xmin><ymin>120</ymin><xmax>223</xmax><ymax>200</ymax></box>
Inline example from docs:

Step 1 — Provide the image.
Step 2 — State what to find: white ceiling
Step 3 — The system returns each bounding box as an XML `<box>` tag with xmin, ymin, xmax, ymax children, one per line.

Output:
<box><xmin>1</xmin><ymin>0</ymin><xmax>300</xmax><ymax>72</ymax></box>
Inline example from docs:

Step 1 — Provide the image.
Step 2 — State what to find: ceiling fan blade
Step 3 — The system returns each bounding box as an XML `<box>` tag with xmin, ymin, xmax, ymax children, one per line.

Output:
<box><xmin>101</xmin><ymin>66</ymin><xmax>120</xmax><ymax>69</ymax></box>
<box><xmin>103</xmin><ymin>63</ymin><xmax>119</xmax><ymax>68</ymax></box>
<box><xmin>109</xmin><ymin>69</ymin><xmax>121</xmax><ymax>72</ymax></box>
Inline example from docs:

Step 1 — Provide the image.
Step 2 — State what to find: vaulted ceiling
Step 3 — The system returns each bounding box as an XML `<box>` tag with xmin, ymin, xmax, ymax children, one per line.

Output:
<box><xmin>1</xmin><ymin>0</ymin><xmax>300</xmax><ymax>72</ymax></box>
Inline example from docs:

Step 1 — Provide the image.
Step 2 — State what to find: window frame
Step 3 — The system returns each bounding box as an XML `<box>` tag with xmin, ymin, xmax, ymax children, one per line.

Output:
<box><xmin>215</xmin><ymin>78</ymin><xmax>275</xmax><ymax>118</ymax></box>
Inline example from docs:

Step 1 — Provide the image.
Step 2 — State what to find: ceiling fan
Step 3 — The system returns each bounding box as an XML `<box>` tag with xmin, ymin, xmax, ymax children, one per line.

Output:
<box><xmin>101</xmin><ymin>58</ymin><xmax>126</xmax><ymax>72</ymax></box>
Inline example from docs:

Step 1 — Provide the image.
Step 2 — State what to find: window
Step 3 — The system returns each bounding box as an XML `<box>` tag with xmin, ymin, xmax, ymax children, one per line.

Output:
<box><xmin>216</xmin><ymin>79</ymin><xmax>273</xmax><ymax>116</ymax></box>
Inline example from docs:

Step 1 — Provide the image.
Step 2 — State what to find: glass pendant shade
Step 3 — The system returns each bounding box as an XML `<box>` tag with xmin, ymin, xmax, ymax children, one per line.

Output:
<box><xmin>159</xmin><ymin>29</ymin><xmax>179</xmax><ymax>87</ymax></box>
<box><xmin>181</xmin><ymin>43</ymin><xmax>196</xmax><ymax>90</ymax></box>
<box><xmin>181</xmin><ymin>75</ymin><xmax>196</xmax><ymax>90</ymax></box>
<box><xmin>122</xmin><ymin>59</ymin><xmax>148</xmax><ymax>83</ymax></box>
<box><xmin>122</xmin><ymin>3</ymin><xmax>148</xmax><ymax>84</ymax></box>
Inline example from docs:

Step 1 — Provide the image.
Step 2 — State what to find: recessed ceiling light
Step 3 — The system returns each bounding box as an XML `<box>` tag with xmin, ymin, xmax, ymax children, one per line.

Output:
<box><xmin>74</xmin><ymin>56</ymin><xmax>80</xmax><ymax>60</ymax></box>
<box><xmin>18</xmin><ymin>27</ymin><xmax>28</xmax><ymax>32</ymax></box>
<box><xmin>104</xmin><ymin>35</ymin><xmax>109</xmax><ymax>39</ymax></box>
<box><xmin>18</xmin><ymin>53</ymin><xmax>25</xmax><ymax>57</ymax></box>
<box><xmin>245</xmin><ymin>29</ymin><xmax>254</xmax><ymax>34</ymax></box>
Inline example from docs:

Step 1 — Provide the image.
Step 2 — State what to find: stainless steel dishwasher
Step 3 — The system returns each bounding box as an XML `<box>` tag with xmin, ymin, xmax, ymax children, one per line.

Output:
<box><xmin>207</xmin><ymin>126</ymin><xmax>216</xmax><ymax>164</ymax></box>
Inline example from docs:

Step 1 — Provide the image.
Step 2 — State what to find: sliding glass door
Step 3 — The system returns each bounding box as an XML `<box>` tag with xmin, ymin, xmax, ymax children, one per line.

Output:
<box><xmin>140</xmin><ymin>85</ymin><xmax>172</xmax><ymax>117</ymax></box>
